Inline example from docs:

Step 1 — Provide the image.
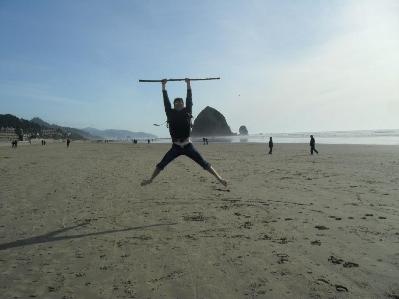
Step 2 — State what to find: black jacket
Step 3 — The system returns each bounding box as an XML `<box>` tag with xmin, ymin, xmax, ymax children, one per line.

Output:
<box><xmin>310</xmin><ymin>137</ymin><xmax>315</xmax><ymax>147</ymax></box>
<box><xmin>163</xmin><ymin>89</ymin><xmax>193</xmax><ymax>141</ymax></box>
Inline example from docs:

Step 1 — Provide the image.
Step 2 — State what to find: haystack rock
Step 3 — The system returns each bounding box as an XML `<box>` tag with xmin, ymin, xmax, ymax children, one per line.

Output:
<box><xmin>239</xmin><ymin>125</ymin><xmax>248</xmax><ymax>135</ymax></box>
<box><xmin>192</xmin><ymin>106</ymin><xmax>233</xmax><ymax>136</ymax></box>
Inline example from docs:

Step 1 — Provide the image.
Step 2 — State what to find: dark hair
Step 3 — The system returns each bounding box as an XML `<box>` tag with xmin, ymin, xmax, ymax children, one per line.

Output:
<box><xmin>174</xmin><ymin>97</ymin><xmax>184</xmax><ymax>104</ymax></box>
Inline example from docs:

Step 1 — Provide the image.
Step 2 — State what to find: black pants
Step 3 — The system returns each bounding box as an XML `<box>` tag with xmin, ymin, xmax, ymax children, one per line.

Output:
<box><xmin>311</xmin><ymin>146</ymin><xmax>318</xmax><ymax>155</ymax></box>
<box><xmin>157</xmin><ymin>143</ymin><xmax>210</xmax><ymax>170</ymax></box>
<box><xmin>269</xmin><ymin>147</ymin><xmax>273</xmax><ymax>154</ymax></box>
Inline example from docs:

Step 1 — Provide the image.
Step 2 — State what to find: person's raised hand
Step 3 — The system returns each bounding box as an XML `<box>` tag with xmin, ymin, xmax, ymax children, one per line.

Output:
<box><xmin>161</xmin><ymin>79</ymin><xmax>167</xmax><ymax>90</ymax></box>
<box><xmin>185</xmin><ymin>78</ymin><xmax>191</xmax><ymax>88</ymax></box>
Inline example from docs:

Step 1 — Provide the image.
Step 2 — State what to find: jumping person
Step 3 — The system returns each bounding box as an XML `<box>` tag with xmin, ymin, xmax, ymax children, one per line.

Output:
<box><xmin>141</xmin><ymin>78</ymin><xmax>227</xmax><ymax>186</ymax></box>
<box><xmin>310</xmin><ymin>135</ymin><xmax>319</xmax><ymax>155</ymax></box>
<box><xmin>268</xmin><ymin>137</ymin><xmax>273</xmax><ymax>154</ymax></box>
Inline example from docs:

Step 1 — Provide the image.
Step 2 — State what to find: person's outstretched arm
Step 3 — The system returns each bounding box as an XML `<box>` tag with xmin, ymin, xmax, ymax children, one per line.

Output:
<box><xmin>162</xmin><ymin>79</ymin><xmax>172</xmax><ymax>115</ymax></box>
<box><xmin>185</xmin><ymin>78</ymin><xmax>192</xmax><ymax>113</ymax></box>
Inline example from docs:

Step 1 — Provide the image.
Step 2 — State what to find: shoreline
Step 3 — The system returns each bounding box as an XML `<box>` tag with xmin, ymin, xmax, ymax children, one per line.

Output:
<box><xmin>2</xmin><ymin>138</ymin><xmax>399</xmax><ymax>146</ymax></box>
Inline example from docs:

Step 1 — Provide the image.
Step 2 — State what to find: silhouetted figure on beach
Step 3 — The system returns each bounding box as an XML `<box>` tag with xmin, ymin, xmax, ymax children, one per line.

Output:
<box><xmin>310</xmin><ymin>135</ymin><xmax>319</xmax><ymax>155</ymax></box>
<box><xmin>66</xmin><ymin>138</ymin><xmax>71</xmax><ymax>148</ymax></box>
<box><xmin>11</xmin><ymin>140</ymin><xmax>17</xmax><ymax>148</ymax></box>
<box><xmin>206</xmin><ymin>138</ymin><xmax>209</xmax><ymax>145</ymax></box>
<box><xmin>268</xmin><ymin>137</ymin><xmax>273</xmax><ymax>154</ymax></box>
<box><xmin>203</xmin><ymin>137</ymin><xmax>206</xmax><ymax>145</ymax></box>
<box><xmin>141</xmin><ymin>78</ymin><xmax>227</xmax><ymax>187</ymax></box>
<box><xmin>147</xmin><ymin>139</ymin><xmax>150</xmax><ymax>144</ymax></box>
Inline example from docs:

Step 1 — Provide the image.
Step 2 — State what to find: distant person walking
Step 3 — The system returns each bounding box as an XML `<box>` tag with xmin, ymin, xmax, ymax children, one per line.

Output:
<box><xmin>310</xmin><ymin>135</ymin><xmax>319</xmax><ymax>155</ymax></box>
<box><xmin>67</xmin><ymin>138</ymin><xmax>71</xmax><ymax>148</ymax></box>
<box><xmin>268</xmin><ymin>137</ymin><xmax>273</xmax><ymax>154</ymax></box>
<box><xmin>141</xmin><ymin>78</ymin><xmax>227</xmax><ymax>187</ymax></box>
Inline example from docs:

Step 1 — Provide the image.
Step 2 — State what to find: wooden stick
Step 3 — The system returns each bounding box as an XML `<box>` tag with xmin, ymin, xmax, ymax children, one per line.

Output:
<box><xmin>139</xmin><ymin>77</ymin><xmax>220</xmax><ymax>83</ymax></box>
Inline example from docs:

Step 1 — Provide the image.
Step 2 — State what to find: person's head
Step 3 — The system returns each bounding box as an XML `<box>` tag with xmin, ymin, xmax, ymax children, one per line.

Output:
<box><xmin>173</xmin><ymin>98</ymin><xmax>184</xmax><ymax>111</ymax></box>
<box><xmin>310</xmin><ymin>135</ymin><xmax>314</xmax><ymax>138</ymax></box>
<box><xmin>270</xmin><ymin>137</ymin><xmax>272</xmax><ymax>140</ymax></box>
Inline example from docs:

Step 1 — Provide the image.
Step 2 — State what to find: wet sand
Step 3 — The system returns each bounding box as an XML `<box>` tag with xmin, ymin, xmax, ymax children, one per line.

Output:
<box><xmin>0</xmin><ymin>142</ymin><xmax>398</xmax><ymax>298</ymax></box>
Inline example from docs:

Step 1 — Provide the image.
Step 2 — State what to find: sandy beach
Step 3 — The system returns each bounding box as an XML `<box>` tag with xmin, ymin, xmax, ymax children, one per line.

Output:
<box><xmin>0</xmin><ymin>142</ymin><xmax>398</xmax><ymax>298</ymax></box>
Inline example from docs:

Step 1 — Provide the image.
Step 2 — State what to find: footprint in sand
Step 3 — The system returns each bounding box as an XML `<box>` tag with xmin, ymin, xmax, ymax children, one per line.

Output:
<box><xmin>278</xmin><ymin>237</ymin><xmax>289</xmax><ymax>244</ymax></box>
<box><xmin>315</xmin><ymin>225</ymin><xmax>329</xmax><ymax>230</ymax></box>
<box><xmin>317</xmin><ymin>278</ymin><xmax>330</xmax><ymax>285</ymax></box>
<box><xmin>184</xmin><ymin>234</ymin><xmax>197</xmax><ymax>240</ymax></box>
<box><xmin>258</xmin><ymin>234</ymin><xmax>271</xmax><ymax>240</ymax></box>
<box><xmin>317</xmin><ymin>279</ymin><xmax>348</xmax><ymax>292</ymax></box>
<box><xmin>328</xmin><ymin>255</ymin><xmax>344</xmax><ymax>264</ymax></box>
<box><xmin>183</xmin><ymin>213</ymin><xmax>205</xmax><ymax>222</ymax></box>
<box><xmin>242</xmin><ymin>221</ymin><xmax>253</xmax><ymax>229</ymax></box>
<box><xmin>311</xmin><ymin>240</ymin><xmax>321</xmax><ymax>246</ymax></box>
<box><xmin>75</xmin><ymin>272</ymin><xmax>85</xmax><ymax>277</ymax></box>
<box><xmin>343</xmin><ymin>261</ymin><xmax>359</xmax><ymax>268</ymax></box>
<box><xmin>329</xmin><ymin>256</ymin><xmax>359</xmax><ymax>268</ymax></box>
<box><xmin>215</xmin><ymin>188</ymin><xmax>230</xmax><ymax>192</ymax></box>
<box><xmin>335</xmin><ymin>284</ymin><xmax>349</xmax><ymax>292</ymax></box>
<box><xmin>276</xmin><ymin>253</ymin><xmax>289</xmax><ymax>264</ymax></box>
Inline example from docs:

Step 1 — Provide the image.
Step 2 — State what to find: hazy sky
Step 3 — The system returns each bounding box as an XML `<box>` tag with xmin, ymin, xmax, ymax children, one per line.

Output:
<box><xmin>1</xmin><ymin>0</ymin><xmax>398</xmax><ymax>136</ymax></box>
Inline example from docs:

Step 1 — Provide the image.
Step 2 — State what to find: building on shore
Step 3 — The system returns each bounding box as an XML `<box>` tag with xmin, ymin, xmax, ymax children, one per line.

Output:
<box><xmin>0</xmin><ymin>127</ymin><xmax>18</xmax><ymax>140</ymax></box>
<box><xmin>41</xmin><ymin>128</ymin><xmax>63</xmax><ymax>138</ymax></box>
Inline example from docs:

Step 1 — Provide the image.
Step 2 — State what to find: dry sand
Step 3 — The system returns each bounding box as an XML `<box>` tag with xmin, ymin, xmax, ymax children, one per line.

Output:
<box><xmin>0</xmin><ymin>142</ymin><xmax>398</xmax><ymax>298</ymax></box>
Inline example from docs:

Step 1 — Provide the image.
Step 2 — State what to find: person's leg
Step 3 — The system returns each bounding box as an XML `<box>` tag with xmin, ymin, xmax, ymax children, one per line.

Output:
<box><xmin>311</xmin><ymin>147</ymin><xmax>314</xmax><ymax>155</ymax></box>
<box><xmin>183</xmin><ymin>143</ymin><xmax>227</xmax><ymax>186</ymax></box>
<box><xmin>207</xmin><ymin>166</ymin><xmax>227</xmax><ymax>186</ymax></box>
<box><xmin>314</xmin><ymin>148</ymin><xmax>319</xmax><ymax>154</ymax></box>
<box><xmin>141</xmin><ymin>167</ymin><xmax>162</xmax><ymax>186</ymax></box>
<box><xmin>141</xmin><ymin>144</ymin><xmax>181</xmax><ymax>186</ymax></box>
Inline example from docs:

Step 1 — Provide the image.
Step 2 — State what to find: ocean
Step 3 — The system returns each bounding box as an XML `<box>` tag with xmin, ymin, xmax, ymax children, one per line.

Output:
<box><xmin>153</xmin><ymin>130</ymin><xmax>399</xmax><ymax>145</ymax></box>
